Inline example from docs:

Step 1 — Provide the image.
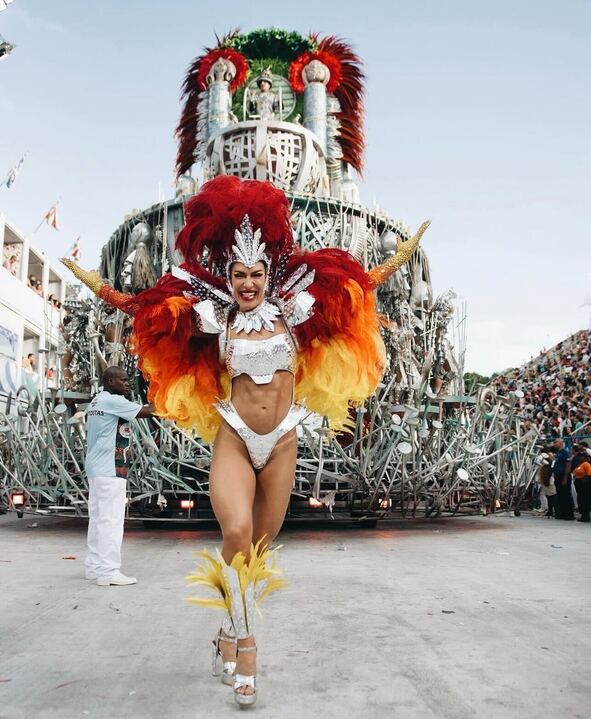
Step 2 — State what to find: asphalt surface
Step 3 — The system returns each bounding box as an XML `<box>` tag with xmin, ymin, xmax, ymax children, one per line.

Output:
<box><xmin>1</xmin><ymin>512</ymin><xmax>590</xmax><ymax>719</ymax></box>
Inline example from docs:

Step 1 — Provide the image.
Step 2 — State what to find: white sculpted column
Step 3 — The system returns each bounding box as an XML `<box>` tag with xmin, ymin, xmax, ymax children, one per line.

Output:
<box><xmin>302</xmin><ymin>59</ymin><xmax>330</xmax><ymax>155</ymax></box>
<box><xmin>205</xmin><ymin>57</ymin><xmax>237</xmax><ymax>140</ymax></box>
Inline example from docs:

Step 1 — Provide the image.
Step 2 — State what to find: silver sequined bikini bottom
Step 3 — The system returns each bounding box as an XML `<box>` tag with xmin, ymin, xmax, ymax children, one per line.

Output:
<box><xmin>215</xmin><ymin>399</ymin><xmax>308</xmax><ymax>469</ymax></box>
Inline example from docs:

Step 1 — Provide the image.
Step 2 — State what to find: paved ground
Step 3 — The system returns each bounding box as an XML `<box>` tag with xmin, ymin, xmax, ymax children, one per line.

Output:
<box><xmin>0</xmin><ymin>512</ymin><xmax>590</xmax><ymax>719</ymax></box>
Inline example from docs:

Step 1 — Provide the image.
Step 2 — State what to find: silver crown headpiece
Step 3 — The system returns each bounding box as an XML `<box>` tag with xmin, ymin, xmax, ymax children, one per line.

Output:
<box><xmin>256</xmin><ymin>66</ymin><xmax>274</xmax><ymax>87</ymax></box>
<box><xmin>225</xmin><ymin>214</ymin><xmax>271</xmax><ymax>277</ymax></box>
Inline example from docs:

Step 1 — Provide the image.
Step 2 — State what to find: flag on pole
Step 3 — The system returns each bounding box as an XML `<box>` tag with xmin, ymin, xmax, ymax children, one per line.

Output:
<box><xmin>45</xmin><ymin>203</ymin><xmax>60</xmax><ymax>230</ymax></box>
<box><xmin>0</xmin><ymin>1</ymin><xmax>16</xmax><ymax>12</ymax></box>
<box><xmin>1</xmin><ymin>153</ymin><xmax>26</xmax><ymax>188</ymax></box>
<box><xmin>33</xmin><ymin>200</ymin><xmax>61</xmax><ymax>234</ymax></box>
<box><xmin>67</xmin><ymin>237</ymin><xmax>81</xmax><ymax>263</ymax></box>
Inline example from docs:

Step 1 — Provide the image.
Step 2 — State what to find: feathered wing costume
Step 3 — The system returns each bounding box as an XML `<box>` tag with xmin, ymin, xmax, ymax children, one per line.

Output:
<box><xmin>64</xmin><ymin>175</ymin><xmax>427</xmax><ymax>439</ymax></box>
<box><xmin>62</xmin><ymin>175</ymin><xmax>428</xmax><ymax>643</ymax></box>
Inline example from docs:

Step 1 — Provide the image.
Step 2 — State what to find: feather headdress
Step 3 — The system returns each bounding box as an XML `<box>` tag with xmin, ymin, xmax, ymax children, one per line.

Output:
<box><xmin>175</xmin><ymin>175</ymin><xmax>295</xmax><ymax>273</ymax></box>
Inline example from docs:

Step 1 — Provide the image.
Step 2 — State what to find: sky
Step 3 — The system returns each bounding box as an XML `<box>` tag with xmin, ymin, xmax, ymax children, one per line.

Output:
<box><xmin>0</xmin><ymin>0</ymin><xmax>589</xmax><ymax>375</ymax></box>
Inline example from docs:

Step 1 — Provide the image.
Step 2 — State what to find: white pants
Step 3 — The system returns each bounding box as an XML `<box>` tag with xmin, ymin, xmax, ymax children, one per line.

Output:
<box><xmin>571</xmin><ymin>480</ymin><xmax>578</xmax><ymax>510</ymax></box>
<box><xmin>85</xmin><ymin>476</ymin><xmax>127</xmax><ymax>578</ymax></box>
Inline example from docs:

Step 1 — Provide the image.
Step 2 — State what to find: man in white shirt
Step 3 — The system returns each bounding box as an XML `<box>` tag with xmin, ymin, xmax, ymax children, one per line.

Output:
<box><xmin>85</xmin><ymin>366</ymin><xmax>154</xmax><ymax>586</ymax></box>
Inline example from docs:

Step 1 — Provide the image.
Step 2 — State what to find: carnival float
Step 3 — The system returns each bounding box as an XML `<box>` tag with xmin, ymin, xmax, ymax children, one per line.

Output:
<box><xmin>0</xmin><ymin>29</ymin><xmax>540</xmax><ymax>522</ymax></box>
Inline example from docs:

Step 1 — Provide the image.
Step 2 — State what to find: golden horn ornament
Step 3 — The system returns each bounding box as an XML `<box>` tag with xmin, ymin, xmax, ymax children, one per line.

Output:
<box><xmin>367</xmin><ymin>220</ymin><xmax>431</xmax><ymax>288</ymax></box>
<box><xmin>61</xmin><ymin>258</ymin><xmax>136</xmax><ymax>314</ymax></box>
<box><xmin>60</xmin><ymin>258</ymin><xmax>103</xmax><ymax>295</ymax></box>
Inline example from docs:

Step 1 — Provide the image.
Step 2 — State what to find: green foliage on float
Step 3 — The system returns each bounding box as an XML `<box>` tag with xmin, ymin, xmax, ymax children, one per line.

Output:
<box><xmin>227</xmin><ymin>28</ymin><xmax>313</xmax><ymax>61</ymax></box>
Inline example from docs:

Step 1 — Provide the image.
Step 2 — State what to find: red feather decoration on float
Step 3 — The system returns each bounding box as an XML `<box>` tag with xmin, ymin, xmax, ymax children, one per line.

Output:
<box><xmin>289</xmin><ymin>35</ymin><xmax>366</xmax><ymax>174</ymax></box>
<box><xmin>316</xmin><ymin>35</ymin><xmax>365</xmax><ymax>175</ymax></box>
<box><xmin>197</xmin><ymin>47</ymin><xmax>248</xmax><ymax>93</ymax></box>
<box><xmin>288</xmin><ymin>50</ymin><xmax>343</xmax><ymax>94</ymax></box>
<box><xmin>175</xmin><ymin>46</ymin><xmax>248</xmax><ymax>178</ymax></box>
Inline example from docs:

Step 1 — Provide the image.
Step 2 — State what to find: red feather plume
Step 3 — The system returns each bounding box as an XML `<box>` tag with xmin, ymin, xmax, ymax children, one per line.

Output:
<box><xmin>289</xmin><ymin>35</ymin><xmax>365</xmax><ymax>174</ymax></box>
<box><xmin>175</xmin><ymin>45</ymin><xmax>248</xmax><ymax>179</ymax></box>
<box><xmin>316</xmin><ymin>35</ymin><xmax>365</xmax><ymax>175</ymax></box>
<box><xmin>197</xmin><ymin>47</ymin><xmax>248</xmax><ymax>93</ymax></box>
<box><xmin>176</xmin><ymin>175</ymin><xmax>295</xmax><ymax>269</ymax></box>
<box><xmin>288</xmin><ymin>50</ymin><xmax>343</xmax><ymax>94</ymax></box>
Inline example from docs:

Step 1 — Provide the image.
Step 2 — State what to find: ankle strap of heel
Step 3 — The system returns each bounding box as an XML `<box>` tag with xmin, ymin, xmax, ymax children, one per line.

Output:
<box><xmin>219</xmin><ymin>633</ymin><xmax>237</xmax><ymax>644</ymax></box>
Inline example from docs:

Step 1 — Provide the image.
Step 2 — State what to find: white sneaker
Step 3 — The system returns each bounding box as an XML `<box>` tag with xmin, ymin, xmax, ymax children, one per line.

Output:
<box><xmin>96</xmin><ymin>571</ymin><xmax>137</xmax><ymax>586</ymax></box>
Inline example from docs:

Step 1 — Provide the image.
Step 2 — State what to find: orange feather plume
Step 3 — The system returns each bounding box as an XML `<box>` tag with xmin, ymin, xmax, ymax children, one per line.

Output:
<box><xmin>132</xmin><ymin>295</ymin><xmax>229</xmax><ymax>442</ymax></box>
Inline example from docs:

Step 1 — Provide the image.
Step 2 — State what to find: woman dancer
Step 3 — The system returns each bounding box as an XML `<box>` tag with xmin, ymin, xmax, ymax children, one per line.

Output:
<box><xmin>63</xmin><ymin>175</ymin><xmax>428</xmax><ymax>706</ymax></box>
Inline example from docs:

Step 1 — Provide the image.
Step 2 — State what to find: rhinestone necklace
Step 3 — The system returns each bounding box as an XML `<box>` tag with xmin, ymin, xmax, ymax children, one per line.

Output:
<box><xmin>232</xmin><ymin>300</ymin><xmax>281</xmax><ymax>334</ymax></box>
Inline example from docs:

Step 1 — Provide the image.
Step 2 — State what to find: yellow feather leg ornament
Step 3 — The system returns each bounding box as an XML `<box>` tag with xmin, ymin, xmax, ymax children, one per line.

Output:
<box><xmin>185</xmin><ymin>538</ymin><xmax>286</xmax><ymax>619</ymax></box>
<box><xmin>185</xmin><ymin>550</ymin><xmax>230</xmax><ymax>611</ymax></box>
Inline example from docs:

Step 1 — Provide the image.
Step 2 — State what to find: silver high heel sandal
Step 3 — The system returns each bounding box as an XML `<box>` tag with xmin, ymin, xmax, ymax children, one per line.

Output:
<box><xmin>233</xmin><ymin>643</ymin><xmax>257</xmax><ymax>707</ymax></box>
<box><xmin>187</xmin><ymin>541</ymin><xmax>285</xmax><ymax>704</ymax></box>
<box><xmin>211</xmin><ymin>629</ymin><xmax>237</xmax><ymax>686</ymax></box>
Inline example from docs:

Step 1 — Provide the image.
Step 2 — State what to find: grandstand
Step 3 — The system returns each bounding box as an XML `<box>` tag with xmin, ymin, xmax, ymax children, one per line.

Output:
<box><xmin>492</xmin><ymin>329</ymin><xmax>591</xmax><ymax>441</ymax></box>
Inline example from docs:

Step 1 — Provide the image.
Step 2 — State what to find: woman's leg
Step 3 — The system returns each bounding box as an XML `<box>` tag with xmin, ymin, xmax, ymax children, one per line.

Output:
<box><xmin>209</xmin><ymin>423</ymin><xmax>257</xmax><ymax>675</ymax></box>
<box><xmin>209</xmin><ymin>423</ymin><xmax>257</xmax><ymax>562</ymax></box>
<box><xmin>252</xmin><ymin>428</ymin><xmax>297</xmax><ymax>548</ymax></box>
<box><xmin>231</xmin><ymin>429</ymin><xmax>297</xmax><ymax>696</ymax></box>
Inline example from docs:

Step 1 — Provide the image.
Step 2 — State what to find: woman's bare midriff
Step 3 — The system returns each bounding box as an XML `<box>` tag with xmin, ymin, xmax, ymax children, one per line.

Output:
<box><xmin>230</xmin><ymin>371</ymin><xmax>294</xmax><ymax>435</ymax></box>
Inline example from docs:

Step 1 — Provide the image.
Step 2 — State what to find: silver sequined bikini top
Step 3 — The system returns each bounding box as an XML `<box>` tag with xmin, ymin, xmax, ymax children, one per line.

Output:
<box><xmin>224</xmin><ymin>332</ymin><xmax>297</xmax><ymax>385</ymax></box>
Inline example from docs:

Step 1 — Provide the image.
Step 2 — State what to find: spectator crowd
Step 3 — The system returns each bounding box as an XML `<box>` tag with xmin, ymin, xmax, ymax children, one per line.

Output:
<box><xmin>26</xmin><ymin>274</ymin><xmax>63</xmax><ymax>310</ymax></box>
<box><xmin>492</xmin><ymin>330</ymin><xmax>591</xmax><ymax>523</ymax></box>
<box><xmin>2</xmin><ymin>254</ymin><xmax>18</xmax><ymax>275</ymax></box>
<box><xmin>492</xmin><ymin>329</ymin><xmax>591</xmax><ymax>441</ymax></box>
